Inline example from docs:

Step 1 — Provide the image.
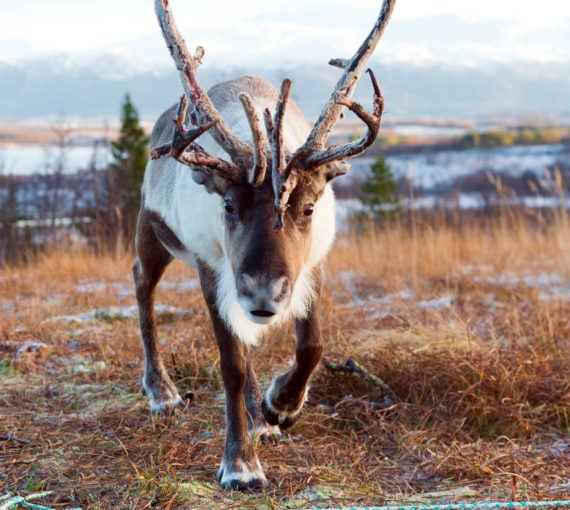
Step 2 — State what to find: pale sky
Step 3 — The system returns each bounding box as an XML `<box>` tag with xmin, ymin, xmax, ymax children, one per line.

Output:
<box><xmin>2</xmin><ymin>0</ymin><xmax>570</xmax><ymax>54</ymax></box>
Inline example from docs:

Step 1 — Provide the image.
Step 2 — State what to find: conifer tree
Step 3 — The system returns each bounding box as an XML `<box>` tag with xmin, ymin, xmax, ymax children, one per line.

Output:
<box><xmin>111</xmin><ymin>94</ymin><xmax>149</xmax><ymax>235</ymax></box>
<box><xmin>361</xmin><ymin>153</ymin><xmax>398</xmax><ymax>217</ymax></box>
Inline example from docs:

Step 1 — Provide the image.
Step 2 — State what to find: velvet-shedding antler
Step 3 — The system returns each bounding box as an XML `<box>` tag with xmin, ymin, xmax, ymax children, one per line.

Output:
<box><xmin>300</xmin><ymin>0</ymin><xmax>395</xmax><ymax>154</ymax></box>
<box><xmin>151</xmin><ymin>95</ymin><xmax>245</xmax><ymax>183</ymax></box>
<box><xmin>266</xmin><ymin>79</ymin><xmax>296</xmax><ymax>230</ymax></box>
<box><xmin>154</xmin><ymin>0</ymin><xmax>253</xmax><ymax>169</ymax></box>
<box><xmin>305</xmin><ymin>68</ymin><xmax>384</xmax><ymax>168</ymax></box>
<box><xmin>271</xmin><ymin>0</ymin><xmax>395</xmax><ymax>225</ymax></box>
<box><xmin>239</xmin><ymin>93</ymin><xmax>268</xmax><ymax>187</ymax></box>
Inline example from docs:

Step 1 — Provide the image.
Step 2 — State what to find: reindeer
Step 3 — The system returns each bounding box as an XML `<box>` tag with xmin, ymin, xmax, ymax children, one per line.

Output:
<box><xmin>134</xmin><ymin>0</ymin><xmax>396</xmax><ymax>490</ymax></box>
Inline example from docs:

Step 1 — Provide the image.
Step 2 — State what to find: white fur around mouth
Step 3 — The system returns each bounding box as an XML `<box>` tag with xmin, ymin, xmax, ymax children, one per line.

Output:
<box><xmin>215</xmin><ymin>258</ymin><xmax>320</xmax><ymax>347</ymax></box>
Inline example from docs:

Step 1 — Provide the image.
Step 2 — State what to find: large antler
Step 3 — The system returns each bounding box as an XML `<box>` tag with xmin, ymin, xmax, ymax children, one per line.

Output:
<box><xmin>268</xmin><ymin>0</ymin><xmax>395</xmax><ymax>227</ymax></box>
<box><xmin>154</xmin><ymin>0</ymin><xmax>253</xmax><ymax>169</ymax></box>
<box><xmin>153</xmin><ymin>0</ymin><xmax>277</xmax><ymax>185</ymax></box>
<box><xmin>301</xmin><ymin>0</ymin><xmax>395</xmax><ymax>159</ymax></box>
<box><xmin>305</xmin><ymin>68</ymin><xmax>384</xmax><ymax>168</ymax></box>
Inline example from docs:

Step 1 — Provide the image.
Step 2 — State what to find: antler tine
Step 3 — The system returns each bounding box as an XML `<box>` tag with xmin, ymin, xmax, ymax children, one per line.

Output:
<box><xmin>154</xmin><ymin>0</ymin><xmax>252</xmax><ymax>167</ymax></box>
<box><xmin>178</xmin><ymin>148</ymin><xmax>244</xmax><ymax>183</ymax></box>
<box><xmin>151</xmin><ymin>95</ymin><xmax>244</xmax><ymax>183</ymax></box>
<box><xmin>300</xmin><ymin>0</ymin><xmax>396</xmax><ymax>153</ymax></box>
<box><xmin>305</xmin><ymin>68</ymin><xmax>384</xmax><ymax>168</ymax></box>
<box><xmin>263</xmin><ymin>108</ymin><xmax>274</xmax><ymax>138</ymax></box>
<box><xmin>151</xmin><ymin>95</ymin><xmax>215</xmax><ymax>160</ymax></box>
<box><xmin>269</xmin><ymin>79</ymin><xmax>294</xmax><ymax>230</ymax></box>
<box><xmin>239</xmin><ymin>93</ymin><xmax>268</xmax><ymax>187</ymax></box>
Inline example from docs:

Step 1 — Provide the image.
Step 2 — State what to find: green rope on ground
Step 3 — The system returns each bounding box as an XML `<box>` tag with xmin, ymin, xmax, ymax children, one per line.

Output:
<box><xmin>0</xmin><ymin>492</ymin><xmax>53</xmax><ymax>510</ymax></box>
<box><xmin>317</xmin><ymin>501</ymin><xmax>570</xmax><ymax>510</ymax></box>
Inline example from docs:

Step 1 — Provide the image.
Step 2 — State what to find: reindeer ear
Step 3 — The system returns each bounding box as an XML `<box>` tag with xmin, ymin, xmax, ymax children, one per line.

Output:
<box><xmin>325</xmin><ymin>160</ymin><xmax>351</xmax><ymax>182</ymax></box>
<box><xmin>191</xmin><ymin>168</ymin><xmax>229</xmax><ymax>195</ymax></box>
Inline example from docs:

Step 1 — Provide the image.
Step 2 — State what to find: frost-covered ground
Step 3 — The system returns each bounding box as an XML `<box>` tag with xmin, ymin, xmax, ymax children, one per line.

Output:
<box><xmin>350</xmin><ymin>144</ymin><xmax>566</xmax><ymax>190</ymax></box>
<box><xmin>1</xmin><ymin>227</ymin><xmax>569</xmax><ymax>508</ymax></box>
<box><xmin>335</xmin><ymin>266</ymin><xmax>570</xmax><ymax>324</ymax></box>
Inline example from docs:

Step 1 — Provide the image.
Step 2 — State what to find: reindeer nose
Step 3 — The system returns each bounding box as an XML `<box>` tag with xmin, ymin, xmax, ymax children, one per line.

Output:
<box><xmin>238</xmin><ymin>274</ymin><xmax>291</xmax><ymax>319</ymax></box>
<box><xmin>269</xmin><ymin>275</ymin><xmax>290</xmax><ymax>304</ymax></box>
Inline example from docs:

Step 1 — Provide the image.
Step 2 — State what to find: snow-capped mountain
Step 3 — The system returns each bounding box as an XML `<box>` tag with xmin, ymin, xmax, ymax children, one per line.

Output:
<box><xmin>1</xmin><ymin>14</ymin><xmax>570</xmax><ymax>122</ymax></box>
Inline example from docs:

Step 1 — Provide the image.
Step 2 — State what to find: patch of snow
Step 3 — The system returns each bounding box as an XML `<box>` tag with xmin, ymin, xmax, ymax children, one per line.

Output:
<box><xmin>417</xmin><ymin>295</ymin><xmax>454</xmax><ymax>309</ymax></box>
<box><xmin>377</xmin><ymin>288</ymin><xmax>414</xmax><ymax>304</ymax></box>
<box><xmin>1</xmin><ymin>301</ymin><xmax>15</xmax><ymax>312</ymax></box>
<box><xmin>47</xmin><ymin>304</ymin><xmax>186</xmax><ymax>324</ymax></box>
<box><xmin>160</xmin><ymin>279</ymin><xmax>200</xmax><ymax>293</ymax></box>
<box><xmin>338</xmin><ymin>271</ymin><xmax>454</xmax><ymax>312</ymax></box>
<box><xmin>548</xmin><ymin>439</ymin><xmax>569</xmax><ymax>455</ymax></box>
<box><xmin>75</xmin><ymin>281</ymin><xmax>132</xmax><ymax>298</ymax></box>
<box><xmin>56</xmin><ymin>355</ymin><xmax>108</xmax><ymax>375</ymax></box>
<box><xmin>351</xmin><ymin>144</ymin><xmax>566</xmax><ymax>190</ymax></box>
<box><xmin>538</xmin><ymin>285</ymin><xmax>570</xmax><ymax>302</ymax></box>
<box><xmin>335</xmin><ymin>199</ymin><xmax>366</xmax><ymax>231</ymax></box>
<box><xmin>470</xmin><ymin>269</ymin><xmax>570</xmax><ymax>301</ymax></box>
<box><xmin>16</xmin><ymin>340</ymin><xmax>49</xmax><ymax>358</ymax></box>
<box><xmin>338</xmin><ymin>270</ymin><xmax>360</xmax><ymax>297</ymax></box>
<box><xmin>338</xmin><ymin>270</ymin><xmax>414</xmax><ymax>306</ymax></box>
<box><xmin>75</xmin><ymin>279</ymin><xmax>201</xmax><ymax>296</ymax></box>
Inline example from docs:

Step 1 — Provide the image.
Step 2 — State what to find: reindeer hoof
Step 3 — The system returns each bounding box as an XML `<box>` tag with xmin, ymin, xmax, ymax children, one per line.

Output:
<box><xmin>142</xmin><ymin>376</ymin><xmax>185</xmax><ymax>416</ymax></box>
<box><xmin>220</xmin><ymin>477</ymin><xmax>268</xmax><ymax>491</ymax></box>
<box><xmin>217</xmin><ymin>462</ymin><xmax>269</xmax><ymax>491</ymax></box>
<box><xmin>150</xmin><ymin>396</ymin><xmax>185</xmax><ymax>416</ymax></box>
<box><xmin>261</xmin><ymin>397</ymin><xmax>302</xmax><ymax>430</ymax></box>
<box><xmin>250</xmin><ymin>423</ymin><xmax>282</xmax><ymax>443</ymax></box>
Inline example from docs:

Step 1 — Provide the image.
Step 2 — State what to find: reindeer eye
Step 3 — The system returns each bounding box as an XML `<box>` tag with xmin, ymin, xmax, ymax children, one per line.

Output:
<box><xmin>303</xmin><ymin>204</ymin><xmax>314</xmax><ymax>216</ymax></box>
<box><xmin>223</xmin><ymin>198</ymin><xmax>235</xmax><ymax>214</ymax></box>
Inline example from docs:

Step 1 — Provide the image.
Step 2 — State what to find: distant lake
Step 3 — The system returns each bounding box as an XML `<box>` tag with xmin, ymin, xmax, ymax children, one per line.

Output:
<box><xmin>1</xmin><ymin>143</ymin><xmax>567</xmax><ymax>189</ymax></box>
<box><xmin>0</xmin><ymin>145</ymin><xmax>110</xmax><ymax>175</ymax></box>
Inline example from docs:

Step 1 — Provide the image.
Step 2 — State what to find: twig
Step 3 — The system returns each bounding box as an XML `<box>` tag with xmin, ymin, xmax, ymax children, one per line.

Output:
<box><xmin>0</xmin><ymin>432</ymin><xmax>32</xmax><ymax>447</ymax></box>
<box><xmin>322</xmin><ymin>357</ymin><xmax>397</xmax><ymax>407</ymax></box>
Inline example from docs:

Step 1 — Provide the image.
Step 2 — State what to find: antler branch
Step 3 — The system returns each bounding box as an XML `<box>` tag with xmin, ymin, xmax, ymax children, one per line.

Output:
<box><xmin>151</xmin><ymin>95</ymin><xmax>214</xmax><ymax>159</ymax></box>
<box><xmin>301</xmin><ymin>0</ymin><xmax>396</xmax><ymax>151</ymax></box>
<box><xmin>270</xmin><ymin>0</ymin><xmax>395</xmax><ymax>229</ymax></box>
<box><xmin>268</xmin><ymin>79</ymin><xmax>294</xmax><ymax>230</ymax></box>
<box><xmin>154</xmin><ymin>0</ymin><xmax>252</xmax><ymax>168</ymax></box>
<box><xmin>305</xmin><ymin>69</ymin><xmax>384</xmax><ymax>168</ymax></box>
<box><xmin>239</xmin><ymin>93</ymin><xmax>268</xmax><ymax>186</ymax></box>
<box><xmin>151</xmin><ymin>95</ymin><xmax>243</xmax><ymax>183</ymax></box>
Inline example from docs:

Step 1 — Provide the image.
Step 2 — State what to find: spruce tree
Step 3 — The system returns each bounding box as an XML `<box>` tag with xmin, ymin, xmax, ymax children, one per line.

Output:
<box><xmin>361</xmin><ymin>153</ymin><xmax>398</xmax><ymax>217</ymax></box>
<box><xmin>0</xmin><ymin>175</ymin><xmax>21</xmax><ymax>264</ymax></box>
<box><xmin>111</xmin><ymin>94</ymin><xmax>149</xmax><ymax>235</ymax></box>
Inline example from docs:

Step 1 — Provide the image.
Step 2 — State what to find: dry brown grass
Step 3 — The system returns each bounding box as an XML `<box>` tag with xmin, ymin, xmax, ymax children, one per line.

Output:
<box><xmin>1</xmin><ymin>214</ymin><xmax>569</xmax><ymax>509</ymax></box>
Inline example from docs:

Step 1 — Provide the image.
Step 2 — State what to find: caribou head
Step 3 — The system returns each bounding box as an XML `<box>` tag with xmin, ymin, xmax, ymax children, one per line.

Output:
<box><xmin>151</xmin><ymin>0</ymin><xmax>394</xmax><ymax>324</ymax></box>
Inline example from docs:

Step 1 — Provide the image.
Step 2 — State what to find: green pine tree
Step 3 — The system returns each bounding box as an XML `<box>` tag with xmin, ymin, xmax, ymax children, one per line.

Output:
<box><xmin>0</xmin><ymin>176</ymin><xmax>21</xmax><ymax>264</ymax></box>
<box><xmin>111</xmin><ymin>94</ymin><xmax>149</xmax><ymax>235</ymax></box>
<box><xmin>361</xmin><ymin>153</ymin><xmax>398</xmax><ymax>217</ymax></box>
